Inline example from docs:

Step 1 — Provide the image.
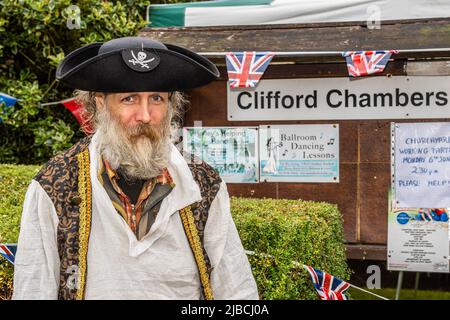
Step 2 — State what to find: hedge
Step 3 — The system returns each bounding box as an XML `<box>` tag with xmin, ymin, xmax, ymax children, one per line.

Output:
<box><xmin>0</xmin><ymin>164</ymin><xmax>351</xmax><ymax>300</ymax></box>
<box><xmin>232</xmin><ymin>197</ymin><xmax>351</xmax><ymax>299</ymax></box>
<box><xmin>0</xmin><ymin>164</ymin><xmax>41</xmax><ymax>299</ymax></box>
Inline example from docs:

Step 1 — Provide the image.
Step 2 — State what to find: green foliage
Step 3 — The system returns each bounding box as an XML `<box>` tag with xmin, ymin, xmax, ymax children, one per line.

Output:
<box><xmin>0</xmin><ymin>0</ymin><xmax>204</xmax><ymax>164</ymax></box>
<box><xmin>0</xmin><ymin>164</ymin><xmax>40</xmax><ymax>299</ymax></box>
<box><xmin>349</xmin><ymin>287</ymin><xmax>450</xmax><ymax>300</ymax></box>
<box><xmin>0</xmin><ymin>0</ymin><xmax>149</xmax><ymax>164</ymax></box>
<box><xmin>232</xmin><ymin>197</ymin><xmax>351</xmax><ymax>300</ymax></box>
<box><xmin>0</xmin><ymin>164</ymin><xmax>351</xmax><ymax>300</ymax></box>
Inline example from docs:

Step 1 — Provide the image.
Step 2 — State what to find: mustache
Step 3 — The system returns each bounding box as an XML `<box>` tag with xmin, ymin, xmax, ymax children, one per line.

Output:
<box><xmin>124</xmin><ymin>123</ymin><xmax>164</xmax><ymax>141</ymax></box>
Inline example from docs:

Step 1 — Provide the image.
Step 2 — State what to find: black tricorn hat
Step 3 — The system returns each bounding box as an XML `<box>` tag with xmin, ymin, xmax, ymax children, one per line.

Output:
<box><xmin>56</xmin><ymin>37</ymin><xmax>220</xmax><ymax>92</ymax></box>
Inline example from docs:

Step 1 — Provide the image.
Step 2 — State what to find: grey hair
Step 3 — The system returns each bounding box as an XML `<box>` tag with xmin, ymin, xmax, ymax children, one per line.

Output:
<box><xmin>73</xmin><ymin>90</ymin><xmax>187</xmax><ymax>135</ymax></box>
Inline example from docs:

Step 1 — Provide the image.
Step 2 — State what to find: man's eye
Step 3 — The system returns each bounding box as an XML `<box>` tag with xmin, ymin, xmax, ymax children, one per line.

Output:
<box><xmin>151</xmin><ymin>95</ymin><xmax>164</xmax><ymax>103</ymax></box>
<box><xmin>122</xmin><ymin>96</ymin><xmax>135</xmax><ymax>103</ymax></box>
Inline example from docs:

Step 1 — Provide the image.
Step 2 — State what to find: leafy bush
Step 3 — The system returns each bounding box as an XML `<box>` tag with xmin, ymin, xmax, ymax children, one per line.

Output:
<box><xmin>0</xmin><ymin>0</ymin><xmax>150</xmax><ymax>164</ymax></box>
<box><xmin>232</xmin><ymin>197</ymin><xmax>351</xmax><ymax>299</ymax></box>
<box><xmin>0</xmin><ymin>164</ymin><xmax>40</xmax><ymax>299</ymax></box>
<box><xmin>0</xmin><ymin>0</ymin><xmax>205</xmax><ymax>164</ymax></box>
<box><xmin>0</xmin><ymin>164</ymin><xmax>350</xmax><ymax>300</ymax></box>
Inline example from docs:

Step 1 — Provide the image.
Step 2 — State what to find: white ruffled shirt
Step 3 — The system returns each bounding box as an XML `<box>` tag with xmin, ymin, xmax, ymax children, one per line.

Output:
<box><xmin>12</xmin><ymin>133</ymin><xmax>259</xmax><ymax>300</ymax></box>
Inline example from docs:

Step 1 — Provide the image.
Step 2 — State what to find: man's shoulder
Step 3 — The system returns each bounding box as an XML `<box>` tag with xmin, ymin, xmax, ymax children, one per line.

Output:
<box><xmin>34</xmin><ymin>135</ymin><xmax>93</xmax><ymax>182</ymax></box>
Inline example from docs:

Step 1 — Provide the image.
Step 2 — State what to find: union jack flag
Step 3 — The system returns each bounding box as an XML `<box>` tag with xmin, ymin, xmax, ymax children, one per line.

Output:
<box><xmin>0</xmin><ymin>243</ymin><xmax>17</xmax><ymax>265</ymax></box>
<box><xmin>304</xmin><ymin>265</ymin><xmax>350</xmax><ymax>300</ymax></box>
<box><xmin>226</xmin><ymin>51</ymin><xmax>274</xmax><ymax>88</ymax></box>
<box><xmin>342</xmin><ymin>50</ymin><xmax>398</xmax><ymax>77</ymax></box>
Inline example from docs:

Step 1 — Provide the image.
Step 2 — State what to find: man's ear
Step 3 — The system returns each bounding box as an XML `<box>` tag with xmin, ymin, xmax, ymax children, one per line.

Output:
<box><xmin>95</xmin><ymin>93</ymin><xmax>106</xmax><ymax>110</ymax></box>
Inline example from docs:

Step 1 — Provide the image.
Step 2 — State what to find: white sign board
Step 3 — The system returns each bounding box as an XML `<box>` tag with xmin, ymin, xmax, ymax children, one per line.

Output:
<box><xmin>259</xmin><ymin>124</ymin><xmax>339</xmax><ymax>183</ymax></box>
<box><xmin>387</xmin><ymin>193</ymin><xmax>449</xmax><ymax>273</ymax></box>
<box><xmin>228</xmin><ymin>76</ymin><xmax>450</xmax><ymax>121</ymax></box>
<box><xmin>393</xmin><ymin>122</ymin><xmax>450</xmax><ymax>208</ymax></box>
<box><xmin>183</xmin><ymin>127</ymin><xmax>259</xmax><ymax>183</ymax></box>
<box><xmin>387</xmin><ymin>210</ymin><xmax>449</xmax><ymax>273</ymax></box>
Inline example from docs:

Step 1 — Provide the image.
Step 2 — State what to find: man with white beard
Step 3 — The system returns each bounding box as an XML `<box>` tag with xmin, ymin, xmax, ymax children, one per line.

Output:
<box><xmin>12</xmin><ymin>37</ymin><xmax>258</xmax><ymax>300</ymax></box>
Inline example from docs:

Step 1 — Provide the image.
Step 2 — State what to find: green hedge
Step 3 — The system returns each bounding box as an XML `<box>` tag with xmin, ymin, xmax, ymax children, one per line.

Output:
<box><xmin>0</xmin><ymin>164</ymin><xmax>351</xmax><ymax>300</ymax></box>
<box><xmin>232</xmin><ymin>197</ymin><xmax>351</xmax><ymax>299</ymax></box>
<box><xmin>0</xmin><ymin>164</ymin><xmax>40</xmax><ymax>299</ymax></box>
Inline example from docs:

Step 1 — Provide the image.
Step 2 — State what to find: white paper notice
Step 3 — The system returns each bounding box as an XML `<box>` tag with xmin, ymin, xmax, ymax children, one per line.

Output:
<box><xmin>394</xmin><ymin>122</ymin><xmax>450</xmax><ymax>208</ymax></box>
<box><xmin>387</xmin><ymin>207</ymin><xmax>449</xmax><ymax>273</ymax></box>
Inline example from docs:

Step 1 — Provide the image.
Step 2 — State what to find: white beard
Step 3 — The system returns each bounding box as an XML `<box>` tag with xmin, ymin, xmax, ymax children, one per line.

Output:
<box><xmin>95</xmin><ymin>106</ymin><xmax>173</xmax><ymax>181</ymax></box>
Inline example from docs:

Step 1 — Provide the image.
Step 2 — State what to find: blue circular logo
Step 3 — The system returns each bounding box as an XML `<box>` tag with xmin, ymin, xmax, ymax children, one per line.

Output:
<box><xmin>397</xmin><ymin>212</ymin><xmax>410</xmax><ymax>225</ymax></box>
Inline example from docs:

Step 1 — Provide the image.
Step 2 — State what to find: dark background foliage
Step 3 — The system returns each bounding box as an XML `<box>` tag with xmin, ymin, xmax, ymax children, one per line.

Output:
<box><xmin>0</xmin><ymin>0</ymin><xmax>196</xmax><ymax>164</ymax></box>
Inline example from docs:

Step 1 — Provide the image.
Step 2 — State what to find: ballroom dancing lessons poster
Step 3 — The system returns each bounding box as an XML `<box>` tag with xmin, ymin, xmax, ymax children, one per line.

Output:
<box><xmin>259</xmin><ymin>124</ymin><xmax>339</xmax><ymax>183</ymax></box>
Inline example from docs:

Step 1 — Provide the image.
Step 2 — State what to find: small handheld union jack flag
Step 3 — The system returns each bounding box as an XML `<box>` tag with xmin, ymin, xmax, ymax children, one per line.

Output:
<box><xmin>226</xmin><ymin>51</ymin><xmax>274</xmax><ymax>88</ymax></box>
<box><xmin>0</xmin><ymin>243</ymin><xmax>17</xmax><ymax>265</ymax></box>
<box><xmin>304</xmin><ymin>265</ymin><xmax>350</xmax><ymax>300</ymax></box>
<box><xmin>342</xmin><ymin>50</ymin><xmax>398</xmax><ymax>77</ymax></box>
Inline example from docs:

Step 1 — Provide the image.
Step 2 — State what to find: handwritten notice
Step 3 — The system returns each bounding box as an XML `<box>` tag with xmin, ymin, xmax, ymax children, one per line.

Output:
<box><xmin>393</xmin><ymin>122</ymin><xmax>450</xmax><ymax>208</ymax></box>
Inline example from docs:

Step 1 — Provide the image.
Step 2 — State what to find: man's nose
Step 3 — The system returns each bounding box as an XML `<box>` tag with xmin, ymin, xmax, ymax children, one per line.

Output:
<box><xmin>135</xmin><ymin>101</ymin><xmax>153</xmax><ymax>124</ymax></box>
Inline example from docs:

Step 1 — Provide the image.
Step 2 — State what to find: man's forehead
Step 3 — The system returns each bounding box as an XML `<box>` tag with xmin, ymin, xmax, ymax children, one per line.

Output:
<box><xmin>102</xmin><ymin>92</ymin><xmax>171</xmax><ymax>99</ymax></box>
<box><xmin>112</xmin><ymin>92</ymin><xmax>170</xmax><ymax>96</ymax></box>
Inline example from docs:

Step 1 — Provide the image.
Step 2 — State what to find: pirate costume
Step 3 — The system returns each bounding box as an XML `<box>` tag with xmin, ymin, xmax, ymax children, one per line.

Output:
<box><xmin>12</xmin><ymin>37</ymin><xmax>258</xmax><ymax>300</ymax></box>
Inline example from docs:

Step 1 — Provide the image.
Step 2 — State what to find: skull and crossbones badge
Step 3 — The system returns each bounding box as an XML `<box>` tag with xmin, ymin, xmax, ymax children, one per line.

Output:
<box><xmin>122</xmin><ymin>45</ymin><xmax>160</xmax><ymax>72</ymax></box>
